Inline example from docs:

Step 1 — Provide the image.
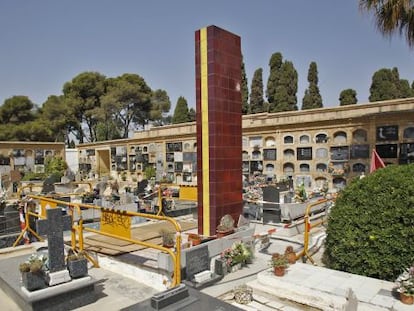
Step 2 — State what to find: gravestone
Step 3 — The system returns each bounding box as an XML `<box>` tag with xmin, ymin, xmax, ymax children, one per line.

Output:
<box><xmin>0</xmin><ymin>215</ymin><xmax>5</xmax><ymax>233</ymax></box>
<box><xmin>185</xmin><ymin>245</ymin><xmax>209</xmax><ymax>281</ymax></box>
<box><xmin>4</xmin><ymin>204</ymin><xmax>19</xmax><ymax>233</ymax></box>
<box><xmin>183</xmin><ymin>244</ymin><xmax>221</xmax><ymax>289</ymax></box>
<box><xmin>262</xmin><ymin>186</ymin><xmax>281</xmax><ymax>223</ymax></box>
<box><xmin>36</xmin><ymin>207</ymin><xmax>72</xmax><ymax>285</ymax></box>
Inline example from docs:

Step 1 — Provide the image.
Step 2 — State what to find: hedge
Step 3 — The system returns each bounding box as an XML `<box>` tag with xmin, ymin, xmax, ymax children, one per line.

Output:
<box><xmin>323</xmin><ymin>164</ymin><xmax>414</xmax><ymax>281</ymax></box>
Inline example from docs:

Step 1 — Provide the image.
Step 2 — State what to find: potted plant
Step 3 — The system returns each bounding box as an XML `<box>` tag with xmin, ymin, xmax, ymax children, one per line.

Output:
<box><xmin>159</xmin><ymin>229</ymin><xmax>175</xmax><ymax>248</ymax></box>
<box><xmin>216</xmin><ymin>214</ymin><xmax>235</xmax><ymax>238</ymax></box>
<box><xmin>66</xmin><ymin>249</ymin><xmax>88</xmax><ymax>279</ymax></box>
<box><xmin>395</xmin><ymin>265</ymin><xmax>414</xmax><ymax>305</ymax></box>
<box><xmin>269</xmin><ymin>253</ymin><xmax>289</xmax><ymax>277</ymax></box>
<box><xmin>220</xmin><ymin>241</ymin><xmax>253</xmax><ymax>272</ymax></box>
<box><xmin>19</xmin><ymin>254</ymin><xmax>48</xmax><ymax>291</ymax></box>
<box><xmin>187</xmin><ymin>233</ymin><xmax>202</xmax><ymax>246</ymax></box>
<box><xmin>284</xmin><ymin>245</ymin><xmax>296</xmax><ymax>264</ymax></box>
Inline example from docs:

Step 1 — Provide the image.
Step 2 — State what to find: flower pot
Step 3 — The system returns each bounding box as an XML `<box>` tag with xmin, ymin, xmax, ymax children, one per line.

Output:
<box><xmin>22</xmin><ymin>272</ymin><xmax>47</xmax><ymax>291</ymax></box>
<box><xmin>400</xmin><ymin>292</ymin><xmax>414</xmax><ymax>305</ymax></box>
<box><xmin>273</xmin><ymin>266</ymin><xmax>286</xmax><ymax>277</ymax></box>
<box><xmin>230</xmin><ymin>263</ymin><xmax>242</xmax><ymax>273</ymax></box>
<box><xmin>216</xmin><ymin>229</ymin><xmax>234</xmax><ymax>238</ymax></box>
<box><xmin>67</xmin><ymin>258</ymin><xmax>88</xmax><ymax>279</ymax></box>
<box><xmin>285</xmin><ymin>252</ymin><xmax>296</xmax><ymax>264</ymax></box>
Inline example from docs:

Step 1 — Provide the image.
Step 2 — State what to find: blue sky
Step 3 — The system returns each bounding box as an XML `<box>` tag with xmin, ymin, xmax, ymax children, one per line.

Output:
<box><xmin>0</xmin><ymin>1</ymin><xmax>413</xmax><ymax>111</ymax></box>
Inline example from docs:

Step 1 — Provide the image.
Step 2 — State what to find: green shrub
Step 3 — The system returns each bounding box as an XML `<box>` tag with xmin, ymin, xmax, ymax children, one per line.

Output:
<box><xmin>323</xmin><ymin>164</ymin><xmax>414</xmax><ymax>281</ymax></box>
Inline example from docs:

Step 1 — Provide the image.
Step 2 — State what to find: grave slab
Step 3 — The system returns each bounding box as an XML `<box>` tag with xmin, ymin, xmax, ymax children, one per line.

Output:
<box><xmin>0</xmin><ymin>254</ymin><xmax>97</xmax><ymax>311</ymax></box>
<box><xmin>122</xmin><ymin>284</ymin><xmax>243</xmax><ymax>311</ymax></box>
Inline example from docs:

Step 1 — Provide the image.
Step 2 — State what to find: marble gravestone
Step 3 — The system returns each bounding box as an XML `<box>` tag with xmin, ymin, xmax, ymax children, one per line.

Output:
<box><xmin>36</xmin><ymin>206</ymin><xmax>72</xmax><ymax>285</ymax></box>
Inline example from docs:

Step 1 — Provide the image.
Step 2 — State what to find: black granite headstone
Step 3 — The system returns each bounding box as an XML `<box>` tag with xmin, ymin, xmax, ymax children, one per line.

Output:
<box><xmin>4</xmin><ymin>204</ymin><xmax>19</xmax><ymax>234</ymax></box>
<box><xmin>184</xmin><ymin>245</ymin><xmax>209</xmax><ymax>281</ymax></box>
<box><xmin>36</xmin><ymin>207</ymin><xmax>72</xmax><ymax>272</ymax></box>
<box><xmin>0</xmin><ymin>215</ymin><xmax>5</xmax><ymax>233</ymax></box>
<box><xmin>262</xmin><ymin>186</ymin><xmax>281</xmax><ymax>223</ymax></box>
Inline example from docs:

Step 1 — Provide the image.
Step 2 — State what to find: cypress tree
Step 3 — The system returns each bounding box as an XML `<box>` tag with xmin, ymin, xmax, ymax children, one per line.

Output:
<box><xmin>172</xmin><ymin>96</ymin><xmax>189</xmax><ymax>124</ymax></box>
<box><xmin>266</xmin><ymin>52</ymin><xmax>283</xmax><ymax>110</ymax></box>
<box><xmin>249</xmin><ymin>68</ymin><xmax>265</xmax><ymax>114</ymax></box>
<box><xmin>241</xmin><ymin>58</ymin><xmax>249</xmax><ymax>114</ymax></box>
<box><xmin>302</xmin><ymin>62</ymin><xmax>323</xmax><ymax>110</ymax></box>
<box><xmin>272</xmin><ymin>61</ymin><xmax>298</xmax><ymax>112</ymax></box>
<box><xmin>369</xmin><ymin>68</ymin><xmax>400</xmax><ymax>102</ymax></box>
<box><xmin>339</xmin><ymin>89</ymin><xmax>358</xmax><ymax>106</ymax></box>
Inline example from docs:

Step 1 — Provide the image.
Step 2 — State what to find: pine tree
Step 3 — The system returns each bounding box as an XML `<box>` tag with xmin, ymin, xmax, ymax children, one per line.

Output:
<box><xmin>172</xmin><ymin>96</ymin><xmax>189</xmax><ymax>124</ymax></box>
<box><xmin>302</xmin><ymin>62</ymin><xmax>323</xmax><ymax>109</ymax></box>
<box><xmin>339</xmin><ymin>89</ymin><xmax>358</xmax><ymax>106</ymax></box>
<box><xmin>249</xmin><ymin>68</ymin><xmax>265</xmax><ymax>114</ymax></box>
<box><xmin>241</xmin><ymin>58</ymin><xmax>249</xmax><ymax>114</ymax></box>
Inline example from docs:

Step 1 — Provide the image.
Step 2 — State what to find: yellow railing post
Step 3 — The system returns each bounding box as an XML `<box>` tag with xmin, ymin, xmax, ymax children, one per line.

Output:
<box><xmin>297</xmin><ymin>198</ymin><xmax>332</xmax><ymax>264</ymax></box>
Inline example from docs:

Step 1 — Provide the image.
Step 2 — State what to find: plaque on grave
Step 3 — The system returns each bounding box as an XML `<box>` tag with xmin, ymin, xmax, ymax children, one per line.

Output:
<box><xmin>376</xmin><ymin>144</ymin><xmax>398</xmax><ymax>158</ymax></box>
<box><xmin>263</xmin><ymin>149</ymin><xmax>277</xmax><ymax>161</ymax></box>
<box><xmin>4</xmin><ymin>204</ymin><xmax>19</xmax><ymax>234</ymax></box>
<box><xmin>297</xmin><ymin>147</ymin><xmax>312</xmax><ymax>160</ymax></box>
<box><xmin>350</xmin><ymin>144</ymin><xmax>370</xmax><ymax>159</ymax></box>
<box><xmin>399</xmin><ymin>143</ymin><xmax>414</xmax><ymax>164</ymax></box>
<box><xmin>185</xmin><ymin>245</ymin><xmax>209</xmax><ymax>281</ymax></box>
<box><xmin>262</xmin><ymin>186</ymin><xmax>280</xmax><ymax>223</ymax></box>
<box><xmin>330</xmin><ymin>146</ymin><xmax>349</xmax><ymax>161</ymax></box>
<box><xmin>376</xmin><ymin>125</ymin><xmax>398</xmax><ymax>141</ymax></box>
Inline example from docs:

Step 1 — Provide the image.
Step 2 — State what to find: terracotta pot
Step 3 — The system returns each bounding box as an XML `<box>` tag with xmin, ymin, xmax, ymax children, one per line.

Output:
<box><xmin>285</xmin><ymin>252</ymin><xmax>296</xmax><ymax>264</ymax></box>
<box><xmin>216</xmin><ymin>229</ymin><xmax>234</xmax><ymax>238</ymax></box>
<box><xmin>273</xmin><ymin>266</ymin><xmax>285</xmax><ymax>277</ymax></box>
<box><xmin>400</xmin><ymin>292</ymin><xmax>414</xmax><ymax>305</ymax></box>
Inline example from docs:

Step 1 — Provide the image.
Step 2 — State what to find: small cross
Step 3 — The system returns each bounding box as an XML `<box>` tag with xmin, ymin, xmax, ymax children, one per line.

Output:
<box><xmin>36</xmin><ymin>207</ymin><xmax>72</xmax><ymax>273</ymax></box>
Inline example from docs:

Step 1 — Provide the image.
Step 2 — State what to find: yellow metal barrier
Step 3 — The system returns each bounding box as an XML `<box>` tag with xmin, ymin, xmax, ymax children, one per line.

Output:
<box><xmin>297</xmin><ymin>198</ymin><xmax>332</xmax><ymax>264</ymax></box>
<box><xmin>13</xmin><ymin>208</ymin><xmax>44</xmax><ymax>247</ymax></box>
<box><xmin>17</xmin><ymin>195</ymin><xmax>183</xmax><ymax>288</ymax></box>
<box><xmin>178</xmin><ymin>185</ymin><xmax>197</xmax><ymax>201</ymax></box>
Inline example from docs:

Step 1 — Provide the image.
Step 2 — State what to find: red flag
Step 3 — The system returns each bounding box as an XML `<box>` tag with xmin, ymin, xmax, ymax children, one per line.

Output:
<box><xmin>370</xmin><ymin>149</ymin><xmax>385</xmax><ymax>173</ymax></box>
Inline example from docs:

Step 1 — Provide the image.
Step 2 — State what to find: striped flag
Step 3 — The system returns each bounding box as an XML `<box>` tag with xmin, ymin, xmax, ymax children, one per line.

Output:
<box><xmin>370</xmin><ymin>149</ymin><xmax>385</xmax><ymax>173</ymax></box>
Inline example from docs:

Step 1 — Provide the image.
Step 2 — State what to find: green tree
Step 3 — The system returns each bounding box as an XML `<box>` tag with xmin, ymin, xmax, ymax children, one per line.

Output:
<box><xmin>266</xmin><ymin>52</ymin><xmax>283</xmax><ymax>109</ymax></box>
<box><xmin>324</xmin><ymin>164</ymin><xmax>414</xmax><ymax>281</ymax></box>
<box><xmin>39</xmin><ymin>95</ymin><xmax>73</xmax><ymax>143</ymax></box>
<box><xmin>369</xmin><ymin>67</ymin><xmax>409</xmax><ymax>101</ymax></box>
<box><xmin>302</xmin><ymin>62</ymin><xmax>323</xmax><ymax>110</ymax></box>
<box><xmin>63</xmin><ymin>72</ymin><xmax>107</xmax><ymax>143</ymax></box>
<box><xmin>45</xmin><ymin>155</ymin><xmax>68</xmax><ymax>177</ymax></box>
<box><xmin>188</xmin><ymin>107</ymin><xmax>196</xmax><ymax>122</ymax></box>
<box><xmin>172</xmin><ymin>96</ymin><xmax>190</xmax><ymax>124</ymax></box>
<box><xmin>102</xmin><ymin>73</ymin><xmax>152</xmax><ymax>137</ymax></box>
<box><xmin>150</xmin><ymin>89</ymin><xmax>171</xmax><ymax>126</ymax></box>
<box><xmin>339</xmin><ymin>89</ymin><xmax>358</xmax><ymax>106</ymax></box>
<box><xmin>359</xmin><ymin>0</ymin><xmax>414</xmax><ymax>48</ymax></box>
<box><xmin>249</xmin><ymin>68</ymin><xmax>265</xmax><ymax>114</ymax></box>
<box><xmin>272</xmin><ymin>61</ymin><xmax>298</xmax><ymax>112</ymax></box>
<box><xmin>241</xmin><ymin>58</ymin><xmax>249</xmax><ymax>114</ymax></box>
<box><xmin>0</xmin><ymin>96</ymin><xmax>35</xmax><ymax>124</ymax></box>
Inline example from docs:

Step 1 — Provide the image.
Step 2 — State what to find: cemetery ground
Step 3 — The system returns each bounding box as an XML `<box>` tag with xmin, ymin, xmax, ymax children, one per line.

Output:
<box><xmin>0</xmin><ymin>210</ymin><xmax>410</xmax><ymax>311</ymax></box>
